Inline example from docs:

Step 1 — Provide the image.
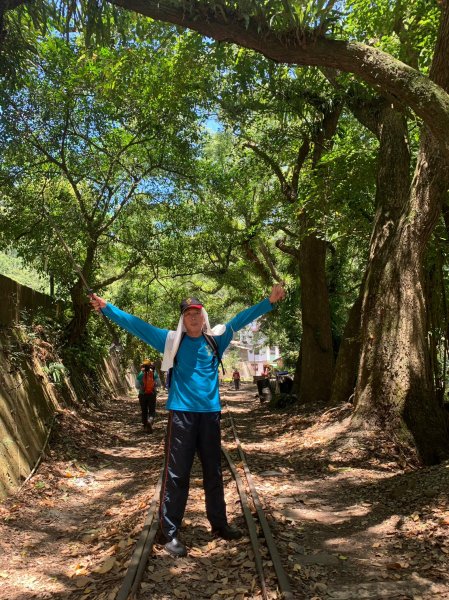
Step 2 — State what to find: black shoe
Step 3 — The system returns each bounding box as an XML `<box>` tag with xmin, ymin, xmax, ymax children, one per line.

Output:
<box><xmin>212</xmin><ymin>525</ymin><xmax>242</xmax><ymax>540</ymax></box>
<box><xmin>146</xmin><ymin>418</ymin><xmax>153</xmax><ymax>433</ymax></box>
<box><xmin>164</xmin><ymin>537</ymin><xmax>187</xmax><ymax>557</ymax></box>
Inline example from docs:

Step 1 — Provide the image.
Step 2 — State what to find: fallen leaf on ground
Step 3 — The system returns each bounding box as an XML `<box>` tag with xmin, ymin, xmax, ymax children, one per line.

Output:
<box><xmin>74</xmin><ymin>576</ymin><xmax>95</xmax><ymax>588</ymax></box>
<box><xmin>94</xmin><ymin>557</ymin><xmax>116</xmax><ymax>574</ymax></box>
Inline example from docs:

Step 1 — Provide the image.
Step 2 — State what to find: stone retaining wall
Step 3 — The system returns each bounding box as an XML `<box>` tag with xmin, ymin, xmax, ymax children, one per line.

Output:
<box><xmin>0</xmin><ymin>274</ymin><xmax>132</xmax><ymax>498</ymax></box>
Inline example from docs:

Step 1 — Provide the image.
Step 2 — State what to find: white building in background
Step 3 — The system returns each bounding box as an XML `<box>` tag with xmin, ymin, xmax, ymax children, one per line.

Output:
<box><xmin>225</xmin><ymin>320</ymin><xmax>281</xmax><ymax>378</ymax></box>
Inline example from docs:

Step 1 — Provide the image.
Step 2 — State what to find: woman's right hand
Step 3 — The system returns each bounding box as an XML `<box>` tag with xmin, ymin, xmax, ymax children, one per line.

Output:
<box><xmin>90</xmin><ymin>293</ymin><xmax>107</xmax><ymax>312</ymax></box>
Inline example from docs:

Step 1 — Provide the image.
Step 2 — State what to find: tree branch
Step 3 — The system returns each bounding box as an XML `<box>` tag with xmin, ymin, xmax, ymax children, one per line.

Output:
<box><xmin>243</xmin><ymin>140</ymin><xmax>287</xmax><ymax>188</ymax></box>
<box><xmin>106</xmin><ymin>0</ymin><xmax>449</xmax><ymax>160</ymax></box>
<box><xmin>242</xmin><ymin>240</ymin><xmax>272</xmax><ymax>285</ymax></box>
<box><xmin>275</xmin><ymin>238</ymin><xmax>300</xmax><ymax>259</ymax></box>
<box><xmin>278</xmin><ymin>225</ymin><xmax>301</xmax><ymax>239</ymax></box>
<box><xmin>258</xmin><ymin>240</ymin><xmax>282</xmax><ymax>282</ymax></box>
<box><xmin>291</xmin><ymin>139</ymin><xmax>310</xmax><ymax>196</ymax></box>
<box><xmin>96</xmin><ymin>256</ymin><xmax>144</xmax><ymax>289</ymax></box>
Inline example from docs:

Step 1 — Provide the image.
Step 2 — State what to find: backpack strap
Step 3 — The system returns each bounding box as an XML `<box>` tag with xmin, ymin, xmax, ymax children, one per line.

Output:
<box><xmin>202</xmin><ymin>332</ymin><xmax>226</xmax><ymax>375</ymax></box>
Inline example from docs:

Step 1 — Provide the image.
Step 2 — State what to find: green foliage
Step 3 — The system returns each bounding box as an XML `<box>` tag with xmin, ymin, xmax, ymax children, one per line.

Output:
<box><xmin>222</xmin><ymin>345</ymin><xmax>241</xmax><ymax>373</ymax></box>
<box><xmin>262</xmin><ymin>281</ymin><xmax>301</xmax><ymax>369</ymax></box>
<box><xmin>0</xmin><ymin>21</ymin><xmax>209</xmax><ymax>345</ymax></box>
<box><xmin>0</xmin><ymin>251</ymin><xmax>49</xmax><ymax>293</ymax></box>
<box><xmin>61</xmin><ymin>332</ymin><xmax>109</xmax><ymax>382</ymax></box>
<box><xmin>205</xmin><ymin>45</ymin><xmax>377</xmax><ymax>363</ymax></box>
<box><xmin>42</xmin><ymin>362</ymin><xmax>67</xmax><ymax>384</ymax></box>
<box><xmin>179</xmin><ymin>0</ymin><xmax>342</xmax><ymax>38</ymax></box>
<box><xmin>1</xmin><ymin>0</ymin><xmax>441</xmax><ymax>394</ymax></box>
<box><xmin>0</xmin><ymin>2</ymin><xmax>50</xmax><ymax>87</ymax></box>
<box><xmin>344</xmin><ymin>0</ymin><xmax>440</xmax><ymax>69</ymax></box>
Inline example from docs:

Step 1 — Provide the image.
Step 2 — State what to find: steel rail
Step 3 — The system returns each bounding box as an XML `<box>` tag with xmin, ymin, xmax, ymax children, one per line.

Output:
<box><xmin>117</xmin><ymin>394</ymin><xmax>292</xmax><ymax>599</ymax></box>
<box><xmin>220</xmin><ymin>446</ymin><xmax>269</xmax><ymax>600</ymax></box>
<box><xmin>118</xmin><ymin>449</ymin><xmax>271</xmax><ymax>600</ymax></box>
<box><xmin>224</xmin><ymin>401</ymin><xmax>294</xmax><ymax>600</ymax></box>
<box><xmin>116</xmin><ymin>470</ymin><xmax>163</xmax><ymax>600</ymax></box>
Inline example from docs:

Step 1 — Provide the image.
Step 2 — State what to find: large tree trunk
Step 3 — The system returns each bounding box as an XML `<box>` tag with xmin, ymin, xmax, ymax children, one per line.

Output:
<box><xmin>294</xmin><ymin>108</ymin><xmax>341</xmax><ymax>404</ymax></box>
<box><xmin>296</xmin><ymin>227</ymin><xmax>334</xmax><ymax>403</ymax></box>
<box><xmin>330</xmin><ymin>290</ymin><xmax>363</xmax><ymax>405</ymax></box>
<box><xmin>249</xmin><ymin>107</ymin><xmax>339</xmax><ymax>405</ymax></box>
<box><xmin>353</xmin><ymin>129</ymin><xmax>449</xmax><ymax>463</ymax></box>
<box><xmin>66</xmin><ymin>278</ymin><xmax>92</xmax><ymax>346</ymax></box>
<box><xmin>332</xmin><ymin>106</ymin><xmax>411</xmax><ymax>405</ymax></box>
<box><xmin>423</xmin><ymin>251</ymin><xmax>446</xmax><ymax>405</ymax></box>
<box><xmin>65</xmin><ymin>243</ymin><xmax>96</xmax><ymax>346</ymax></box>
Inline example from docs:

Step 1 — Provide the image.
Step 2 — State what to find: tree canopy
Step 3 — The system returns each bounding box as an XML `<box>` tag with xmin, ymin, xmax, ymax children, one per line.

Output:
<box><xmin>2</xmin><ymin>0</ymin><xmax>449</xmax><ymax>463</ymax></box>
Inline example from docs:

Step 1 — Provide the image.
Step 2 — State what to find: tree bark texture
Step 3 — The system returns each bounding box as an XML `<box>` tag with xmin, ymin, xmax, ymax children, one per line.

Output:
<box><xmin>354</xmin><ymin>128</ymin><xmax>449</xmax><ymax>463</ymax></box>
<box><xmin>64</xmin><ymin>243</ymin><xmax>97</xmax><ymax>346</ymax></box>
<box><xmin>292</xmin><ymin>107</ymin><xmax>341</xmax><ymax>404</ymax></box>
<box><xmin>66</xmin><ymin>279</ymin><xmax>92</xmax><ymax>346</ymax></box>
<box><xmin>332</xmin><ymin>107</ymin><xmax>411</xmax><ymax>405</ymax></box>
<box><xmin>423</xmin><ymin>253</ymin><xmax>446</xmax><ymax>404</ymax></box>
<box><xmin>330</xmin><ymin>288</ymin><xmax>362</xmax><ymax>405</ymax></box>
<box><xmin>297</xmin><ymin>227</ymin><xmax>334</xmax><ymax>403</ymax></box>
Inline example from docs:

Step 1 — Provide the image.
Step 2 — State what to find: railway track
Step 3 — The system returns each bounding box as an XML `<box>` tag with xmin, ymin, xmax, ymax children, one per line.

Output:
<box><xmin>116</xmin><ymin>394</ymin><xmax>293</xmax><ymax>600</ymax></box>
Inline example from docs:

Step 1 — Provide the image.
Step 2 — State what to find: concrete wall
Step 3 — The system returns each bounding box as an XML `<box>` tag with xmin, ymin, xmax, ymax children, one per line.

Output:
<box><xmin>0</xmin><ymin>274</ymin><xmax>60</xmax><ymax>326</ymax></box>
<box><xmin>0</xmin><ymin>274</ymin><xmax>132</xmax><ymax>499</ymax></box>
<box><xmin>0</xmin><ymin>331</ymin><xmax>62</xmax><ymax>498</ymax></box>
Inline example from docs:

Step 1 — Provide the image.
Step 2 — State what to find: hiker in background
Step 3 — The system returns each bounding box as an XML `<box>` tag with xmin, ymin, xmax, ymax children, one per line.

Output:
<box><xmin>232</xmin><ymin>367</ymin><xmax>241</xmax><ymax>390</ymax></box>
<box><xmin>135</xmin><ymin>359</ymin><xmax>159</xmax><ymax>433</ymax></box>
<box><xmin>90</xmin><ymin>284</ymin><xmax>285</xmax><ymax>558</ymax></box>
<box><xmin>256</xmin><ymin>363</ymin><xmax>272</xmax><ymax>400</ymax></box>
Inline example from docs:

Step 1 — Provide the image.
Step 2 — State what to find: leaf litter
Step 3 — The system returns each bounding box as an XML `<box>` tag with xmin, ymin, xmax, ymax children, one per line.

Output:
<box><xmin>0</xmin><ymin>388</ymin><xmax>449</xmax><ymax>599</ymax></box>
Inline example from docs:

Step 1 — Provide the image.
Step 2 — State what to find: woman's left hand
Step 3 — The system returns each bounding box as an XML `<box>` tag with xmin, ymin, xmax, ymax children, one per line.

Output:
<box><xmin>269</xmin><ymin>283</ymin><xmax>286</xmax><ymax>303</ymax></box>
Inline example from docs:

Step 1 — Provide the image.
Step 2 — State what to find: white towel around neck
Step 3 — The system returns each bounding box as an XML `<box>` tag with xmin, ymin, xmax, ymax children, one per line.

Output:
<box><xmin>160</xmin><ymin>307</ymin><xmax>226</xmax><ymax>372</ymax></box>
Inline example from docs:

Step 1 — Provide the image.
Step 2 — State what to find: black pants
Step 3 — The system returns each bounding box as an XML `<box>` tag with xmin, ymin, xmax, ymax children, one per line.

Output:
<box><xmin>159</xmin><ymin>411</ymin><xmax>227</xmax><ymax>540</ymax></box>
<box><xmin>234</xmin><ymin>379</ymin><xmax>240</xmax><ymax>390</ymax></box>
<box><xmin>138</xmin><ymin>393</ymin><xmax>156</xmax><ymax>425</ymax></box>
<box><xmin>256</xmin><ymin>378</ymin><xmax>269</xmax><ymax>396</ymax></box>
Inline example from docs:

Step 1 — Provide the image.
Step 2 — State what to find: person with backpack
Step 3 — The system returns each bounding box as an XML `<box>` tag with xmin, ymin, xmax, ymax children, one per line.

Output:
<box><xmin>90</xmin><ymin>284</ymin><xmax>285</xmax><ymax>558</ymax></box>
<box><xmin>232</xmin><ymin>368</ymin><xmax>241</xmax><ymax>390</ymax></box>
<box><xmin>136</xmin><ymin>359</ymin><xmax>159</xmax><ymax>432</ymax></box>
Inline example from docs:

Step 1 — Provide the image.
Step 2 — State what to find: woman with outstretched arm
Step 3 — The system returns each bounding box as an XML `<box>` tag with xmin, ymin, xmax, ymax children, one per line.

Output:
<box><xmin>90</xmin><ymin>284</ymin><xmax>285</xmax><ymax>557</ymax></box>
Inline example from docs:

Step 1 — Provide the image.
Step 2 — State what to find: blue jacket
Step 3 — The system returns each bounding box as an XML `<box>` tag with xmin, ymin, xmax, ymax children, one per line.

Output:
<box><xmin>102</xmin><ymin>298</ymin><xmax>273</xmax><ymax>412</ymax></box>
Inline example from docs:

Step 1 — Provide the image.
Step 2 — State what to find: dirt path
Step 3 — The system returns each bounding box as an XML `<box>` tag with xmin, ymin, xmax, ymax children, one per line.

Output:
<box><xmin>228</xmin><ymin>395</ymin><xmax>449</xmax><ymax>599</ymax></box>
<box><xmin>0</xmin><ymin>391</ymin><xmax>165</xmax><ymax>600</ymax></box>
<box><xmin>1</xmin><ymin>385</ymin><xmax>449</xmax><ymax>599</ymax></box>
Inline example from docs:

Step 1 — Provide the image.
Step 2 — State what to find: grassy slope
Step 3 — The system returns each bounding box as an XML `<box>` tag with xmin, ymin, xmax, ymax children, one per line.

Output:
<box><xmin>0</xmin><ymin>251</ymin><xmax>49</xmax><ymax>293</ymax></box>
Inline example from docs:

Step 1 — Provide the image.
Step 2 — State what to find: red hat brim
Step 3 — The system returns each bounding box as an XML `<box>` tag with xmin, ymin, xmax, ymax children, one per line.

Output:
<box><xmin>182</xmin><ymin>304</ymin><xmax>203</xmax><ymax>313</ymax></box>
